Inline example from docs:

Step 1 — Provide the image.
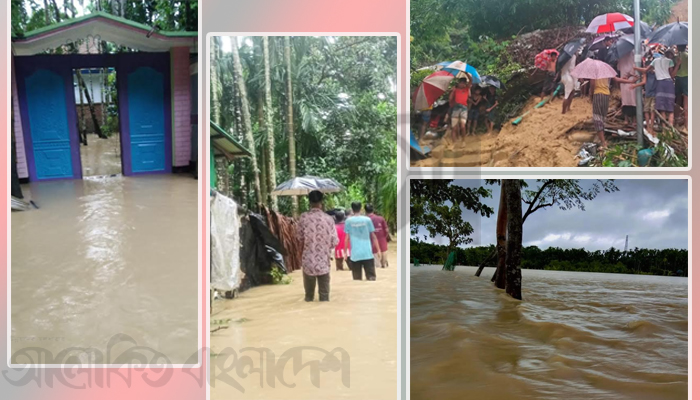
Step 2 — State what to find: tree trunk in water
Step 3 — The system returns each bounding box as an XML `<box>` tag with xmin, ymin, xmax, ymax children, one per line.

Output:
<box><xmin>474</xmin><ymin>248</ymin><xmax>496</xmax><ymax>277</ymax></box>
<box><xmin>504</xmin><ymin>179</ymin><xmax>523</xmax><ymax>300</ymax></box>
<box><xmin>493</xmin><ymin>182</ymin><xmax>508</xmax><ymax>289</ymax></box>
<box><xmin>210</xmin><ymin>37</ymin><xmax>220</xmax><ymax>125</ymax></box>
<box><xmin>76</xmin><ymin>70</ymin><xmax>106</xmax><ymax>139</ymax></box>
<box><xmin>284</xmin><ymin>36</ymin><xmax>298</xmax><ymax>216</ymax></box>
<box><xmin>262</xmin><ymin>37</ymin><xmax>278</xmax><ymax>211</ymax></box>
<box><xmin>231</xmin><ymin>37</ymin><xmax>263</xmax><ymax>206</ymax></box>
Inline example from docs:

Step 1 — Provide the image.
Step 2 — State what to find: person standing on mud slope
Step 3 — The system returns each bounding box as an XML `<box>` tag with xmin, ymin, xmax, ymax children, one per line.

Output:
<box><xmin>365</xmin><ymin>204</ymin><xmax>390</xmax><ymax>269</ymax></box>
<box><xmin>541</xmin><ymin>52</ymin><xmax>560</xmax><ymax>100</ymax></box>
<box><xmin>296</xmin><ymin>190</ymin><xmax>338</xmax><ymax>301</ymax></box>
<box><xmin>448</xmin><ymin>77</ymin><xmax>471</xmax><ymax>142</ymax></box>
<box><xmin>590</xmin><ymin>74</ymin><xmax>638</xmax><ymax>148</ymax></box>
<box><xmin>345</xmin><ymin>202</ymin><xmax>381</xmax><ymax>281</ymax></box>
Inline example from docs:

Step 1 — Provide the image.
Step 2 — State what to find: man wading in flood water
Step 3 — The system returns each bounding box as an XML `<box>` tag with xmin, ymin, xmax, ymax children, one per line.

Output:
<box><xmin>345</xmin><ymin>202</ymin><xmax>381</xmax><ymax>281</ymax></box>
<box><xmin>366</xmin><ymin>203</ymin><xmax>390</xmax><ymax>269</ymax></box>
<box><xmin>297</xmin><ymin>190</ymin><xmax>338</xmax><ymax>301</ymax></box>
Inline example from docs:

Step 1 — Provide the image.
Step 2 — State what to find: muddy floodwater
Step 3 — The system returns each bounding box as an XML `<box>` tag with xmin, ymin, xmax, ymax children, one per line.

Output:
<box><xmin>11</xmin><ymin>175</ymin><xmax>198</xmax><ymax>364</ymax></box>
<box><xmin>411</xmin><ymin>265</ymin><xmax>688</xmax><ymax>400</ymax></box>
<box><xmin>80</xmin><ymin>134</ymin><xmax>122</xmax><ymax>177</ymax></box>
<box><xmin>210</xmin><ymin>243</ymin><xmax>398</xmax><ymax>399</ymax></box>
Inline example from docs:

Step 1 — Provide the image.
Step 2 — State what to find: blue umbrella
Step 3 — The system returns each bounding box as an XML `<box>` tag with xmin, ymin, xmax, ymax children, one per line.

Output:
<box><xmin>436</xmin><ymin>61</ymin><xmax>481</xmax><ymax>84</ymax></box>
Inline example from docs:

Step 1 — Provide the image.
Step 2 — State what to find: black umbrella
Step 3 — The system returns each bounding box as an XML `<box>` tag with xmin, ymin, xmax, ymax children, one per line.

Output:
<box><xmin>271</xmin><ymin>176</ymin><xmax>344</xmax><ymax>196</ymax></box>
<box><xmin>621</xmin><ymin>20</ymin><xmax>652</xmax><ymax>38</ymax></box>
<box><xmin>480</xmin><ymin>75</ymin><xmax>505</xmax><ymax>90</ymax></box>
<box><xmin>605</xmin><ymin>34</ymin><xmax>635</xmax><ymax>64</ymax></box>
<box><xmin>647</xmin><ymin>21</ymin><xmax>688</xmax><ymax>46</ymax></box>
<box><xmin>557</xmin><ymin>37</ymin><xmax>586</xmax><ymax>71</ymax></box>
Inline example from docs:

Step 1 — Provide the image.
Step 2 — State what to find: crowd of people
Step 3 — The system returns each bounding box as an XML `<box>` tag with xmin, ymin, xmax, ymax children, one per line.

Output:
<box><xmin>417</xmin><ymin>77</ymin><xmax>500</xmax><ymax>142</ymax></box>
<box><xmin>295</xmin><ymin>190</ymin><xmax>391</xmax><ymax>302</ymax></box>
<box><xmin>547</xmin><ymin>37</ymin><xmax>689</xmax><ymax>147</ymax></box>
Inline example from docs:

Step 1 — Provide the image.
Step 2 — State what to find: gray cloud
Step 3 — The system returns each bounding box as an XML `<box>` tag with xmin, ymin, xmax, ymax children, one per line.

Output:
<box><xmin>411</xmin><ymin>179</ymin><xmax>688</xmax><ymax>251</ymax></box>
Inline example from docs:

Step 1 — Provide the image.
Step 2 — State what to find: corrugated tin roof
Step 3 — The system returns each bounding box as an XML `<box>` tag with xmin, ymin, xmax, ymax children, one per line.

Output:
<box><xmin>210</xmin><ymin>121</ymin><xmax>252</xmax><ymax>159</ymax></box>
<box><xmin>12</xmin><ymin>12</ymin><xmax>197</xmax><ymax>56</ymax></box>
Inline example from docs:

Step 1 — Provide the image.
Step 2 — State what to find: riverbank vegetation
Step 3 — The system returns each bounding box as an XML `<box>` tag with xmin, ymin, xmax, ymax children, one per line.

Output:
<box><xmin>411</xmin><ymin>239</ymin><xmax>688</xmax><ymax>277</ymax></box>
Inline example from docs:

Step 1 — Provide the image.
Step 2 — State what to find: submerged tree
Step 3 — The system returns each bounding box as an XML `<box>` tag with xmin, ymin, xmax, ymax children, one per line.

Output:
<box><xmin>503</xmin><ymin>179</ymin><xmax>523</xmax><ymax>300</ymax></box>
<box><xmin>479</xmin><ymin>179</ymin><xmax>619</xmax><ymax>299</ymax></box>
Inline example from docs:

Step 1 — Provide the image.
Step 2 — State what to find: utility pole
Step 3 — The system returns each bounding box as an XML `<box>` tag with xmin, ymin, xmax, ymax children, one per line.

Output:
<box><xmin>633</xmin><ymin>0</ymin><xmax>645</xmax><ymax>146</ymax></box>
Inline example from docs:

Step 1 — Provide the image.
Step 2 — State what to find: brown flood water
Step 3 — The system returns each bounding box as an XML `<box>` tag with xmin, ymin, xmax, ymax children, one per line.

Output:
<box><xmin>11</xmin><ymin>175</ymin><xmax>198</xmax><ymax>364</ymax></box>
<box><xmin>411</xmin><ymin>265</ymin><xmax>688</xmax><ymax>400</ymax></box>
<box><xmin>210</xmin><ymin>243</ymin><xmax>397</xmax><ymax>399</ymax></box>
<box><xmin>80</xmin><ymin>133</ymin><xmax>123</xmax><ymax>177</ymax></box>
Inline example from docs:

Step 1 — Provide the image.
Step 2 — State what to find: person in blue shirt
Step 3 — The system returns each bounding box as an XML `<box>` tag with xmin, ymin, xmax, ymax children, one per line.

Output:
<box><xmin>344</xmin><ymin>202</ymin><xmax>380</xmax><ymax>281</ymax></box>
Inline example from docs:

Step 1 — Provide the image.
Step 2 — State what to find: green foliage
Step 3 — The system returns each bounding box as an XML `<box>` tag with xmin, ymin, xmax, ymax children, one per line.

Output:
<box><xmin>410</xmin><ymin>180</ymin><xmax>493</xmax><ymax>248</ymax></box>
<box><xmin>411</xmin><ymin>239</ymin><xmax>688</xmax><ymax>276</ymax></box>
<box><xmin>270</xmin><ymin>266</ymin><xmax>292</xmax><ymax>285</ymax></box>
<box><xmin>214</xmin><ymin>36</ymin><xmax>397</xmax><ymax>222</ymax></box>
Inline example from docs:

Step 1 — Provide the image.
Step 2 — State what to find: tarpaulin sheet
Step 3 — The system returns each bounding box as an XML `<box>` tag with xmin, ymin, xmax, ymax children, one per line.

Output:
<box><xmin>210</xmin><ymin>193</ymin><xmax>241</xmax><ymax>291</ymax></box>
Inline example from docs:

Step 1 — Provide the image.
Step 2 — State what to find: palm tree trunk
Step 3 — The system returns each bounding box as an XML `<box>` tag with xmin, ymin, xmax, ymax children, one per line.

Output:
<box><xmin>76</xmin><ymin>70</ymin><xmax>106</xmax><ymax>139</ymax></box>
<box><xmin>263</xmin><ymin>37</ymin><xmax>278</xmax><ymax>211</ymax></box>
<box><xmin>231</xmin><ymin>36</ymin><xmax>263</xmax><ymax>207</ymax></box>
<box><xmin>257</xmin><ymin>95</ymin><xmax>268</xmax><ymax>205</ymax></box>
<box><xmin>504</xmin><ymin>179</ymin><xmax>523</xmax><ymax>300</ymax></box>
<box><xmin>210</xmin><ymin>37</ymin><xmax>220</xmax><ymax>125</ymax></box>
<box><xmin>493</xmin><ymin>182</ymin><xmax>508</xmax><ymax>289</ymax></box>
<box><xmin>284</xmin><ymin>36</ymin><xmax>298</xmax><ymax>216</ymax></box>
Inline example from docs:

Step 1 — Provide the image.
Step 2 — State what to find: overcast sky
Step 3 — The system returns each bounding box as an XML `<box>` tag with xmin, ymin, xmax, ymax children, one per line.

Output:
<box><xmin>411</xmin><ymin>179</ymin><xmax>688</xmax><ymax>251</ymax></box>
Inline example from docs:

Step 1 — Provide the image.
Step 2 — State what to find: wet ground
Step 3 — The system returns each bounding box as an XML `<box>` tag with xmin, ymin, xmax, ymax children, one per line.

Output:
<box><xmin>210</xmin><ymin>243</ymin><xmax>398</xmax><ymax>399</ymax></box>
<box><xmin>412</xmin><ymin>96</ymin><xmax>595</xmax><ymax>168</ymax></box>
<box><xmin>80</xmin><ymin>133</ymin><xmax>122</xmax><ymax>177</ymax></box>
<box><xmin>11</xmin><ymin>174</ymin><xmax>198</xmax><ymax>364</ymax></box>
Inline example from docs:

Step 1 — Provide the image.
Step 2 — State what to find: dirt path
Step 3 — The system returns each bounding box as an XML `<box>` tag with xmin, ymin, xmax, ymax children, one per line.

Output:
<box><xmin>413</xmin><ymin>96</ymin><xmax>596</xmax><ymax>167</ymax></box>
<box><xmin>210</xmin><ymin>242</ymin><xmax>398</xmax><ymax>399</ymax></box>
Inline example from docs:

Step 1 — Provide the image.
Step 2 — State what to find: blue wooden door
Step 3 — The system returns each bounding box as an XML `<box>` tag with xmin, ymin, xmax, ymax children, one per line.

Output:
<box><xmin>25</xmin><ymin>69</ymin><xmax>74</xmax><ymax>179</ymax></box>
<box><xmin>127</xmin><ymin>67</ymin><xmax>165</xmax><ymax>173</ymax></box>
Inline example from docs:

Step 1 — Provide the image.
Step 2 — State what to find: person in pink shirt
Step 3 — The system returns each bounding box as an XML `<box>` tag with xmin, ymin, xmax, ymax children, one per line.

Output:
<box><xmin>334</xmin><ymin>211</ymin><xmax>351</xmax><ymax>271</ymax></box>
<box><xmin>296</xmin><ymin>190</ymin><xmax>338</xmax><ymax>301</ymax></box>
<box><xmin>365</xmin><ymin>204</ymin><xmax>390</xmax><ymax>269</ymax></box>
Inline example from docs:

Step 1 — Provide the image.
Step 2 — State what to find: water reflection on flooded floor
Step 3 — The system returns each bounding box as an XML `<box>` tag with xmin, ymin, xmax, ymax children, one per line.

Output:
<box><xmin>11</xmin><ymin>175</ymin><xmax>198</xmax><ymax>364</ymax></box>
<box><xmin>411</xmin><ymin>265</ymin><xmax>688</xmax><ymax>400</ymax></box>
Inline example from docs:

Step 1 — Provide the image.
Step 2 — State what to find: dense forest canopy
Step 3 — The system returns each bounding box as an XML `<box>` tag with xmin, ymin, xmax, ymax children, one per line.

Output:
<box><xmin>211</xmin><ymin>36</ymin><xmax>397</xmax><ymax>229</ymax></box>
<box><xmin>411</xmin><ymin>239</ymin><xmax>688</xmax><ymax>276</ymax></box>
<box><xmin>12</xmin><ymin>0</ymin><xmax>197</xmax><ymax>37</ymax></box>
<box><xmin>410</xmin><ymin>0</ymin><xmax>677</xmax><ymax>69</ymax></box>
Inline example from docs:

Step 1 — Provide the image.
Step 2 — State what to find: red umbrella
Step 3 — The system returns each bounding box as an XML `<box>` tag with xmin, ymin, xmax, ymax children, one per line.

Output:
<box><xmin>413</xmin><ymin>70</ymin><xmax>454</xmax><ymax>111</ymax></box>
<box><xmin>570</xmin><ymin>58</ymin><xmax>618</xmax><ymax>80</ymax></box>
<box><xmin>535</xmin><ymin>49</ymin><xmax>559</xmax><ymax>70</ymax></box>
<box><xmin>587</xmin><ymin>13</ymin><xmax>634</xmax><ymax>34</ymax></box>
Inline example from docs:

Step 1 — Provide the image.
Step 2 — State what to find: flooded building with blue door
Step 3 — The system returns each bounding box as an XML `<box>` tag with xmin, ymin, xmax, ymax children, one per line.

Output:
<box><xmin>11</xmin><ymin>12</ymin><xmax>198</xmax><ymax>180</ymax></box>
<box><xmin>10</xmin><ymin>10</ymin><xmax>199</xmax><ymax>365</ymax></box>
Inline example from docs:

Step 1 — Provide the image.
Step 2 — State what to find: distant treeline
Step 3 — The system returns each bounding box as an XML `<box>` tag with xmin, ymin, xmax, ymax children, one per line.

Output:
<box><xmin>410</xmin><ymin>240</ymin><xmax>688</xmax><ymax>277</ymax></box>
